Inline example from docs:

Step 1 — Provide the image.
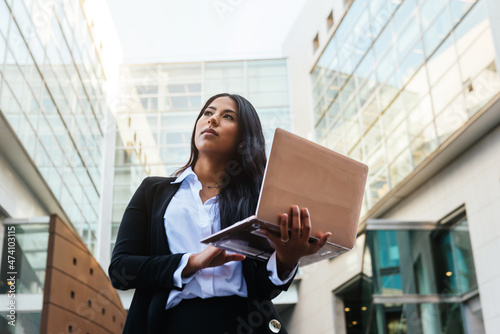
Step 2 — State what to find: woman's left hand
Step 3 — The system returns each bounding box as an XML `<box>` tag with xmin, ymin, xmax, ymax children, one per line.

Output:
<box><xmin>262</xmin><ymin>205</ymin><xmax>332</xmax><ymax>278</ymax></box>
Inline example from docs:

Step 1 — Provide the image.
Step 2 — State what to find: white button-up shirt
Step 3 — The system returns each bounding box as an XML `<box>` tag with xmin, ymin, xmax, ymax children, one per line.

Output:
<box><xmin>165</xmin><ymin>167</ymin><xmax>295</xmax><ymax>309</ymax></box>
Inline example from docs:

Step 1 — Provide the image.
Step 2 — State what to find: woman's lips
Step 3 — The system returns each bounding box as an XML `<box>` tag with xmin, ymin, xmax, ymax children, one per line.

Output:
<box><xmin>202</xmin><ymin>128</ymin><xmax>218</xmax><ymax>136</ymax></box>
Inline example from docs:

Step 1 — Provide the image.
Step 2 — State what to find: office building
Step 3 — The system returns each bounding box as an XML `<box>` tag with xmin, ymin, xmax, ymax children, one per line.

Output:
<box><xmin>282</xmin><ymin>0</ymin><xmax>500</xmax><ymax>333</ymax></box>
<box><xmin>0</xmin><ymin>0</ymin><xmax>121</xmax><ymax>331</ymax></box>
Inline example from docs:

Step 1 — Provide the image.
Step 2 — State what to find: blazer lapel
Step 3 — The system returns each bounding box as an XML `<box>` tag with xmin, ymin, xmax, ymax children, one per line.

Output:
<box><xmin>150</xmin><ymin>177</ymin><xmax>181</xmax><ymax>256</ymax></box>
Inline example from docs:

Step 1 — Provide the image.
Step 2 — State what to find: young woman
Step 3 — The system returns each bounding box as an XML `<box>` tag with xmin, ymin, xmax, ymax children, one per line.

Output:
<box><xmin>109</xmin><ymin>93</ymin><xmax>331</xmax><ymax>333</ymax></box>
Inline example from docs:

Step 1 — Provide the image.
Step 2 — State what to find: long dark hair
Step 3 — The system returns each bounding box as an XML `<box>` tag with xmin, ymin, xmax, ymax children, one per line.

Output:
<box><xmin>175</xmin><ymin>93</ymin><xmax>266</xmax><ymax>229</ymax></box>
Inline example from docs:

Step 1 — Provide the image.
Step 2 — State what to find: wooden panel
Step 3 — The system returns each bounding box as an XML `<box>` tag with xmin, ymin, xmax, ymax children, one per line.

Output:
<box><xmin>41</xmin><ymin>215</ymin><xmax>126</xmax><ymax>334</ymax></box>
<box><xmin>42</xmin><ymin>304</ymin><xmax>112</xmax><ymax>334</ymax></box>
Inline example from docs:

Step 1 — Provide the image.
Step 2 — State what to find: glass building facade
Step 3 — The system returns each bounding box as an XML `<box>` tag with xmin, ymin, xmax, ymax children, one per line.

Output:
<box><xmin>309</xmin><ymin>0</ymin><xmax>497</xmax><ymax>332</ymax></box>
<box><xmin>337</xmin><ymin>212</ymin><xmax>480</xmax><ymax>333</ymax></box>
<box><xmin>111</xmin><ymin>59</ymin><xmax>292</xmax><ymax>254</ymax></box>
<box><xmin>0</xmin><ymin>0</ymin><xmax>109</xmax><ymax>251</ymax></box>
<box><xmin>311</xmin><ymin>0</ymin><xmax>500</xmax><ymax>217</ymax></box>
<box><xmin>0</xmin><ymin>221</ymin><xmax>49</xmax><ymax>331</ymax></box>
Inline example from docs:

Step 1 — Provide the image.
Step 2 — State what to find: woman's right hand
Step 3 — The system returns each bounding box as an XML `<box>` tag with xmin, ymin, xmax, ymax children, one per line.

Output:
<box><xmin>181</xmin><ymin>246</ymin><xmax>246</xmax><ymax>278</ymax></box>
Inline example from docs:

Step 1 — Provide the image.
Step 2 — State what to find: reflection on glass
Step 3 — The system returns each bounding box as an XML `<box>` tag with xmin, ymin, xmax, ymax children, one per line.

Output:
<box><xmin>369</xmin><ymin>171</ymin><xmax>389</xmax><ymax>205</ymax></box>
<box><xmin>435</xmin><ymin>96</ymin><xmax>467</xmax><ymax>143</ymax></box>
<box><xmin>423</xmin><ymin>8</ymin><xmax>452</xmax><ymax>57</ymax></box>
<box><xmin>389</xmin><ymin>150</ymin><xmax>412</xmax><ymax>185</ymax></box>
<box><xmin>465</xmin><ymin>62</ymin><xmax>500</xmax><ymax>116</ymax></box>
<box><xmin>361</xmin><ymin>97</ymin><xmax>379</xmax><ymax>131</ymax></box>
<box><xmin>427</xmin><ymin>37</ymin><xmax>456</xmax><ymax>87</ymax></box>
<box><xmin>368</xmin><ymin>216</ymin><xmax>478</xmax><ymax>297</ymax></box>
<box><xmin>336</xmin><ymin>275</ymin><xmax>374</xmax><ymax>334</ymax></box>
<box><xmin>312</xmin><ymin>0</ymin><xmax>497</xmax><ymax>218</ymax></box>
<box><xmin>373</xmin><ymin>302</ymin><xmax>465</xmax><ymax>334</ymax></box>
<box><xmin>397</xmin><ymin>19</ymin><xmax>419</xmax><ymax>59</ymax></box>
<box><xmin>358</xmin><ymin>73</ymin><xmax>377</xmax><ymax>107</ymax></box>
<box><xmin>0</xmin><ymin>224</ymin><xmax>49</xmax><ymax>295</ymax></box>
<box><xmin>411</xmin><ymin>123</ymin><xmax>438</xmax><ymax>167</ymax></box>
<box><xmin>420</xmin><ymin>0</ymin><xmax>448</xmax><ymax>32</ymax></box>
<box><xmin>431</xmin><ymin>64</ymin><xmax>462</xmax><ymax>114</ymax></box>
<box><xmin>381</xmin><ymin>96</ymin><xmax>405</xmax><ymax>140</ymax></box>
<box><xmin>398</xmin><ymin>41</ymin><xmax>425</xmax><ymax>87</ymax></box>
<box><xmin>407</xmin><ymin>96</ymin><xmax>434</xmax><ymax>139</ymax></box>
<box><xmin>392</xmin><ymin>0</ymin><xmax>416</xmax><ymax>36</ymax></box>
<box><xmin>459</xmin><ymin>28</ymin><xmax>495</xmax><ymax>85</ymax></box>
<box><xmin>449</xmin><ymin>0</ymin><xmax>477</xmax><ymax>24</ymax></box>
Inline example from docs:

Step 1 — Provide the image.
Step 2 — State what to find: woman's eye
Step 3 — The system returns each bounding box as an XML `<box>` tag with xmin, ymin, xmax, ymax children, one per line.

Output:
<box><xmin>223</xmin><ymin>114</ymin><xmax>234</xmax><ymax>120</ymax></box>
<box><xmin>203</xmin><ymin>111</ymin><xmax>212</xmax><ymax>116</ymax></box>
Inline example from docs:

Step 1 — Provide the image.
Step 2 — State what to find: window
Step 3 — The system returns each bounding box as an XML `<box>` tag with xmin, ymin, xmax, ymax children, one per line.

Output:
<box><xmin>327</xmin><ymin>11</ymin><xmax>334</xmax><ymax>30</ymax></box>
<box><xmin>334</xmin><ymin>209</ymin><xmax>483</xmax><ymax>334</ymax></box>
<box><xmin>313</xmin><ymin>33</ymin><xmax>320</xmax><ymax>53</ymax></box>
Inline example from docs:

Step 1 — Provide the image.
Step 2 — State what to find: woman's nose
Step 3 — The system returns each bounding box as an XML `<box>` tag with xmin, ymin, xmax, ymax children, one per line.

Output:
<box><xmin>208</xmin><ymin>115</ymin><xmax>218</xmax><ymax>126</ymax></box>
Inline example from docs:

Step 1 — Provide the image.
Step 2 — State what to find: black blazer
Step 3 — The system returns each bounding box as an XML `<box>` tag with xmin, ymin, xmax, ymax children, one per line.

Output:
<box><xmin>109</xmin><ymin>177</ymin><xmax>293</xmax><ymax>333</ymax></box>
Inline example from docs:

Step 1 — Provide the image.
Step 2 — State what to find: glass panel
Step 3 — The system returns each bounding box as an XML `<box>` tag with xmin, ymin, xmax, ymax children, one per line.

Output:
<box><xmin>369</xmin><ymin>230</ymin><xmax>402</xmax><ymax>295</ymax></box>
<box><xmin>450</xmin><ymin>217</ymin><xmax>478</xmax><ymax>293</ymax></box>
<box><xmin>381</xmin><ymin>95</ymin><xmax>405</xmax><ymax>138</ymax></box>
<box><xmin>0</xmin><ymin>224</ymin><xmax>49</xmax><ymax>294</ymax></box>
<box><xmin>411</xmin><ymin>122</ymin><xmax>438</xmax><ymax>167</ymax></box>
<box><xmin>368</xmin><ymin>215</ymin><xmax>478</xmax><ymax>296</ymax></box>
<box><xmin>427</xmin><ymin>37</ymin><xmax>457</xmax><ymax>87</ymax></box>
<box><xmin>160</xmin><ymin>146</ymin><xmax>190</xmax><ymax>164</ymax></box>
<box><xmin>345</xmin><ymin>117</ymin><xmax>361</xmax><ymax>151</ymax></box>
<box><xmin>420</xmin><ymin>0</ymin><xmax>448</xmax><ymax>32</ymax></box>
<box><xmin>376</xmin><ymin>48</ymin><xmax>397</xmax><ymax>85</ymax></box>
<box><xmin>398</xmin><ymin>41</ymin><xmax>425</xmax><ymax>87</ymax></box>
<box><xmin>369</xmin><ymin>170</ymin><xmax>389</xmax><ymax>205</ymax></box>
<box><xmin>453</xmin><ymin>0</ymin><xmax>486</xmax><ymax>56</ymax></box>
<box><xmin>449</xmin><ymin>0</ymin><xmax>477</xmax><ymax>25</ymax></box>
<box><xmin>336</xmin><ymin>276</ymin><xmax>374</xmax><ymax>334</ymax></box>
<box><xmin>435</xmin><ymin>94</ymin><xmax>467</xmax><ymax>143</ymax></box>
<box><xmin>396</xmin><ymin>18</ymin><xmax>419</xmax><ymax>58</ymax></box>
<box><xmin>354</xmin><ymin>50</ymin><xmax>373</xmax><ymax>86</ymax></box>
<box><xmin>431</xmin><ymin>63</ymin><xmax>462</xmax><ymax>114</ymax></box>
<box><xmin>465</xmin><ymin>62</ymin><xmax>500</xmax><ymax>116</ymax></box>
<box><xmin>373</xmin><ymin>303</ymin><xmax>465</xmax><ymax>334</ymax></box>
<box><xmin>392</xmin><ymin>0</ymin><xmax>417</xmax><ymax>36</ymax></box>
<box><xmin>358</xmin><ymin>73</ymin><xmax>377</xmax><ymax>107</ymax></box>
<box><xmin>361</xmin><ymin>97</ymin><xmax>379</xmax><ymax>132</ymax></box>
<box><xmin>373</xmin><ymin>24</ymin><xmax>393</xmax><ymax>62</ymax></box>
<box><xmin>247</xmin><ymin>59</ymin><xmax>286</xmax><ymax>76</ymax></box>
<box><xmin>0</xmin><ymin>1</ymin><xmax>10</xmax><ymax>38</ymax></box>
<box><xmin>389</xmin><ymin>150</ymin><xmax>412</xmax><ymax>185</ymax></box>
<box><xmin>364</xmin><ymin>120</ymin><xmax>382</xmax><ymax>157</ymax></box>
<box><xmin>402</xmin><ymin>66</ymin><xmax>429</xmax><ymax>112</ymax></box>
<box><xmin>423</xmin><ymin>8</ymin><xmax>453</xmax><ymax>57</ymax></box>
<box><xmin>407</xmin><ymin>95</ymin><xmax>434</xmax><ymax>139</ymax></box>
<box><xmin>0</xmin><ymin>312</ymin><xmax>41</xmax><ymax>333</ymax></box>
<box><xmin>458</xmin><ymin>28</ymin><xmax>495</xmax><ymax>84</ymax></box>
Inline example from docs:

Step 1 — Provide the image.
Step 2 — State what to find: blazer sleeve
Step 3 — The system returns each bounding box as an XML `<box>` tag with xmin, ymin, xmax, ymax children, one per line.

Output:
<box><xmin>108</xmin><ymin>177</ymin><xmax>184</xmax><ymax>291</ymax></box>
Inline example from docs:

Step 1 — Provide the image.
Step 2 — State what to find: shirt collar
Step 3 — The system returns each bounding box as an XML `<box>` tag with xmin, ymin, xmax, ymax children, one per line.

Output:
<box><xmin>171</xmin><ymin>166</ymin><xmax>196</xmax><ymax>184</ymax></box>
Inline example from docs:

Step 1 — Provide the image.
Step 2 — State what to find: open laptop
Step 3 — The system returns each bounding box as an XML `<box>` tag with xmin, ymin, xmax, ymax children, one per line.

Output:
<box><xmin>201</xmin><ymin>128</ymin><xmax>368</xmax><ymax>266</ymax></box>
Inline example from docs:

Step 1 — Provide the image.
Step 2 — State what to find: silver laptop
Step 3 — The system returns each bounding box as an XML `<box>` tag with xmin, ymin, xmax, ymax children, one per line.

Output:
<box><xmin>201</xmin><ymin>128</ymin><xmax>368</xmax><ymax>266</ymax></box>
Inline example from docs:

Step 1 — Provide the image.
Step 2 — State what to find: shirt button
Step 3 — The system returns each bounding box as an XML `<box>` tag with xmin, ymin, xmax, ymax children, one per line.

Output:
<box><xmin>269</xmin><ymin>319</ymin><xmax>281</xmax><ymax>333</ymax></box>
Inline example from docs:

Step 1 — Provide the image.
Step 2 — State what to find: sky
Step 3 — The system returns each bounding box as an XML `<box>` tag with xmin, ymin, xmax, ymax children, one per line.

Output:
<box><xmin>105</xmin><ymin>0</ymin><xmax>309</xmax><ymax>64</ymax></box>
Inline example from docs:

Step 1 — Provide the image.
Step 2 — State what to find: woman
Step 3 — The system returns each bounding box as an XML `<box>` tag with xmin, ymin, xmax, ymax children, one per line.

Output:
<box><xmin>109</xmin><ymin>93</ymin><xmax>331</xmax><ymax>333</ymax></box>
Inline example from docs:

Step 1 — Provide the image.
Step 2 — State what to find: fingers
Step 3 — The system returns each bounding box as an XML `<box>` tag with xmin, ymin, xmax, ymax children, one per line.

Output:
<box><xmin>313</xmin><ymin>232</ymin><xmax>332</xmax><ymax>253</ymax></box>
<box><xmin>291</xmin><ymin>205</ymin><xmax>301</xmax><ymax>238</ymax></box>
<box><xmin>280</xmin><ymin>214</ymin><xmax>289</xmax><ymax>242</ymax></box>
<box><xmin>224</xmin><ymin>253</ymin><xmax>246</xmax><ymax>263</ymax></box>
<box><xmin>301</xmin><ymin>208</ymin><xmax>311</xmax><ymax>241</ymax></box>
<box><xmin>261</xmin><ymin>228</ymin><xmax>280</xmax><ymax>245</ymax></box>
<box><xmin>205</xmin><ymin>246</ymin><xmax>223</xmax><ymax>257</ymax></box>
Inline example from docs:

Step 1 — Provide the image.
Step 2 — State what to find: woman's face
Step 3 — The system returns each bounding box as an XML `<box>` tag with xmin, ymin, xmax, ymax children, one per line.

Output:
<box><xmin>195</xmin><ymin>96</ymin><xmax>241</xmax><ymax>159</ymax></box>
